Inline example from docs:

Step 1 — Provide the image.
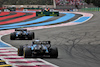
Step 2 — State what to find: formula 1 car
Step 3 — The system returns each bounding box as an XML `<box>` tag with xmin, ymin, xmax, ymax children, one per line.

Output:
<box><xmin>18</xmin><ymin>40</ymin><xmax>58</xmax><ymax>58</ymax></box>
<box><xmin>10</xmin><ymin>28</ymin><xmax>35</xmax><ymax>40</ymax></box>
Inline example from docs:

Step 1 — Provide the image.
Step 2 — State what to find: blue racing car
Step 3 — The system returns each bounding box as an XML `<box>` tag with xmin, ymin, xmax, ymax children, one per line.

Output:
<box><xmin>10</xmin><ymin>28</ymin><xmax>35</xmax><ymax>40</ymax></box>
<box><xmin>18</xmin><ymin>40</ymin><xmax>58</xmax><ymax>58</ymax></box>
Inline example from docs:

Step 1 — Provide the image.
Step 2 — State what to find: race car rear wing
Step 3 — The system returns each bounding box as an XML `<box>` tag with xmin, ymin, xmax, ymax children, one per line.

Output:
<box><xmin>15</xmin><ymin>28</ymin><xmax>27</xmax><ymax>31</ymax></box>
<box><xmin>32</xmin><ymin>41</ymin><xmax>50</xmax><ymax>44</ymax></box>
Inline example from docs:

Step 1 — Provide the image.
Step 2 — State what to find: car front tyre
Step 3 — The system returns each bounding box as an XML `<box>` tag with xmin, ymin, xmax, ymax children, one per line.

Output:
<box><xmin>10</xmin><ymin>33</ymin><xmax>16</xmax><ymax>40</ymax></box>
<box><xmin>28</xmin><ymin>33</ymin><xmax>33</xmax><ymax>40</ymax></box>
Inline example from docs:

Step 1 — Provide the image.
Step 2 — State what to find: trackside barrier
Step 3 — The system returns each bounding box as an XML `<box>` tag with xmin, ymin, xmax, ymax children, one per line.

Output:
<box><xmin>81</xmin><ymin>8</ymin><xmax>100</xmax><ymax>11</ymax></box>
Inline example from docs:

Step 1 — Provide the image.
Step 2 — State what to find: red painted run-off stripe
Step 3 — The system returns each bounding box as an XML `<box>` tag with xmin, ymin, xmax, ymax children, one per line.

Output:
<box><xmin>9</xmin><ymin>61</ymin><xmax>44</xmax><ymax>63</ymax></box>
<box><xmin>0</xmin><ymin>54</ymin><xmax>17</xmax><ymax>56</ymax></box>
<box><xmin>4</xmin><ymin>57</ymin><xmax>24</xmax><ymax>59</ymax></box>
<box><xmin>0</xmin><ymin>12</ymin><xmax>10</xmax><ymax>16</ymax></box>
<box><xmin>0</xmin><ymin>13</ymin><xmax>36</xmax><ymax>25</ymax></box>
<box><xmin>0</xmin><ymin>12</ymin><xmax>26</xmax><ymax>20</ymax></box>
<box><xmin>16</xmin><ymin>65</ymin><xmax>54</xmax><ymax>67</ymax></box>
<box><xmin>0</xmin><ymin>49</ymin><xmax>7</xmax><ymax>50</ymax></box>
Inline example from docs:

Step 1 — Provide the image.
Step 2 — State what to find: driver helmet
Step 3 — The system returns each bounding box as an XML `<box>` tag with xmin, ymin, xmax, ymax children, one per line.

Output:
<box><xmin>32</xmin><ymin>39</ymin><xmax>40</xmax><ymax>45</ymax></box>
<box><xmin>35</xmin><ymin>40</ymin><xmax>40</xmax><ymax>42</ymax></box>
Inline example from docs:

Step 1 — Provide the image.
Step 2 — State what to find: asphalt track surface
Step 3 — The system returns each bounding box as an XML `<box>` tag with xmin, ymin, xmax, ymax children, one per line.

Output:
<box><xmin>2</xmin><ymin>12</ymin><xmax>100</xmax><ymax>67</ymax></box>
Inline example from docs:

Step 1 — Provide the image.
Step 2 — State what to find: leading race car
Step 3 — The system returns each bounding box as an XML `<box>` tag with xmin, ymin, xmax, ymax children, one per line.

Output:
<box><xmin>10</xmin><ymin>28</ymin><xmax>35</xmax><ymax>40</ymax></box>
<box><xmin>18</xmin><ymin>40</ymin><xmax>58</xmax><ymax>58</ymax></box>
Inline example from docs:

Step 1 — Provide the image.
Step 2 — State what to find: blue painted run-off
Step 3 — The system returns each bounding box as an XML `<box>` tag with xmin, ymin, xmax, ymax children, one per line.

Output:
<box><xmin>0</xmin><ymin>16</ymin><xmax>53</xmax><ymax>27</ymax></box>
<box><xmin>72</xmin><ymin>17</ymin><xmax>90</xmax><ymax>23</ymax></box>
<box><xmin>0</xmin><ymin>41</ymin><xmax>10</xmax><ymax>47</ymax></box>
<box><xmin>0</xmin><ymin>13</ymin><xmax>75</xmax><ymax>30</ymax></box>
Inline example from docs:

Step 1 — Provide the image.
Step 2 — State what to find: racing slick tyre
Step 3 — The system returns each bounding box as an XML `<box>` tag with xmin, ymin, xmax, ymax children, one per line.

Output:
<box><xmin>33</xmin><ymin>32</ymin><xmax>35</xmax><ymax>39</ymax></box>
<box><xmin>18</xmin><ymin>46</ymin><xmax>23</xmax><ymax>56</ymax></box>
<box><xmin>10</xmin><ymin>32</ymin><xmax>16</xmax><ymax>40</ymax></box>
<box><xmin>50</xmin><ymin>47</ymin><xmax>58</xmax><ymax>58</ymax></box>
<box><xmin>24</xmin><ymin>48</ymin><xmax>32</xmax><ymax>58</ymax></box>
<box><xmin>28</xmin><ymin>33</ymin><xmax>33</xmax><ymax>40</ymax></box>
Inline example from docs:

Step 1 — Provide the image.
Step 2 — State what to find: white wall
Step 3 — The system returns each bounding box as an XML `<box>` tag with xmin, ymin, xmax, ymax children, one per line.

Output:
<box><xmin>3</xmin><ymin>5</ymin><xmax>54</xmax><ymax>8</ymax></box>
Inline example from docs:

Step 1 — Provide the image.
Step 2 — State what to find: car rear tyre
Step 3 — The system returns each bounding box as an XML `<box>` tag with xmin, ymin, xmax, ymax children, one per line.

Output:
<box><xmin>50</xmin><ymin>47</ymin><xmax>58</xmax><ymax>58</ymax></box>
<box><xmin>10</xmin><ymin>33</ymin><xmax>16</xmax><ymax>40</ymax></box>
<box><xmin>28</xmin><ymin>33</ymin><xmax>33</xmax><ymax>40</ymax></box>
<box><xmin>24</xmin><ymin>48</ymin><xmax>32</xmax><ymax>58</ymax></box>
<box><xmin>33</xmin><ymin>32</ymin><xmax>35</xmax><ymax>39</ymax></box>
<box><xmin>18</xmin><ymin>46</ymin><xmax>23</xmax><ymax>56</ymax></box>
